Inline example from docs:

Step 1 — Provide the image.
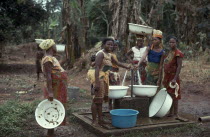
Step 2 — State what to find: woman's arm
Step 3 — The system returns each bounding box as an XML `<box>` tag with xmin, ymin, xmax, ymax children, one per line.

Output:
<box><xmin>157</xmin><ymin>52</ymin><xmax>165</xmax><ymax>86</ymax></box>
<box><xmin>111</xmin><ymin>56</ymin><xmax>130</xmax><ymax>69</ymax></box>
<box><xmin>125</xmin><ymin>49</ymin><xmax>133</xmax><ymax>64</ymax></box>
<box><xmin>94</xmin><ymin>52</ymin><xmax>104</xmax><ymax>92</ymax></box>
<box><xmin>44</xmin><ymin>62</ymin><xmax>53</xmax><ymax>101</ymax></box>
<box><xmin>171</xmin><ymin>57</ymin><xmax>182</xmax><ymax>84</ymax></box>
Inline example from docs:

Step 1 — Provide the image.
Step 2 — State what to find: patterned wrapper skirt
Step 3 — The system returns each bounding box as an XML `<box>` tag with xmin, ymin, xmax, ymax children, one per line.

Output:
<box><xmin>145</xmin><ymin>62</ymin><xmax>160</xmax><ymax>85</ymax></box>
<box><xmin>44</xmin><ymin>71</ymin><xmax>68</xmax><ymax>107</ymax></box>
<box><xmin>109</xmin><ymin>67</ymin><xmax>120</xmax><ymax>85</ymax></box>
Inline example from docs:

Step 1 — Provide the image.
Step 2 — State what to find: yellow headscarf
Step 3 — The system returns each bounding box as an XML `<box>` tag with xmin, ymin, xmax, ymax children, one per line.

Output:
<box><xmin>153</xmin><ymin>29</ymin><xmax>163</xmax><ymax>39</ymax></box>
<box><xmin>39</xmin><ymin>39</ymin><xmax>55</xmax><ymax>50</ymax></box>
<box><xmin>151</xmin><ymin>29</ymin><xmax>163</xmax><ymax>49</ymax></box>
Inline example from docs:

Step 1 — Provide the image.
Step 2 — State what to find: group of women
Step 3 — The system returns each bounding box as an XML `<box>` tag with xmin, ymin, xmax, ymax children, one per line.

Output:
<box><xmin>128</xmin><ymin>30</ymin><xmax>184</xmax><ymax>121</ymax></box>
<box><xmin>127</xmin><ymin>30</ymin><xmax>184</xmax><ymax>119</ymax></box>
<box><xmin>38</xmin><ymin>28</ymin><xmax>184</xmax><ymax>136</ymax></box>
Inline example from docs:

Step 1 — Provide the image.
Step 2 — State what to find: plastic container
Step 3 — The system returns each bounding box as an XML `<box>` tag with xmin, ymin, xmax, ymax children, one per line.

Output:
<box><xmin>108</xmin><ymin>86</ymin><xmax>129</xmax><ymax>99</ymax></box>
<box><xmin>128</xmin><ymin>23</ymin><xmax>153</xmax><ymax>35</ymax></box>
<box><xmin>110</xmin><ymin>109</ymin><xmax>139</xmax><ymax>128</ymax></box>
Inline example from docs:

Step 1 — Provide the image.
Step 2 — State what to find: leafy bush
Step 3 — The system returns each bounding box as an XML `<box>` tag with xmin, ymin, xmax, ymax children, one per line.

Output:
<box><xmin>0</xmin><ymin>100</ymin><xmax>39</xmax><ymax>136</ymax></box>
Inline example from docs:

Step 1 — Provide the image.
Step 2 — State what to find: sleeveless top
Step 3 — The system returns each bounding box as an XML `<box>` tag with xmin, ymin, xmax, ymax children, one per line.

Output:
<box><xmin>148</xmin><ymin>46</ymin><xmax>164</xmax><ymax>63</ymax></box>
<box><xmin>111</xmin><ymin>52</ymin><xmax>119</xmax><ymax>69</ymax></box>
<box><xmin>132</xmin><ymin>46</ymin><xmax>147</xmax><ymax>61</ymax></box>
<box><xmin>100</xmin><ymin>51</ymin><xmax>112</xmax><ymax>72</ymax></box>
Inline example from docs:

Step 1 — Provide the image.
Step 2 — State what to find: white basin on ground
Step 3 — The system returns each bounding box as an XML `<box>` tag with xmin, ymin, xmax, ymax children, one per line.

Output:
<box><xmin>149</xmin><ymin>88</ymin><xmax>173</xmax><ymax>117</ymax></box>
<box><xmin>129</xmin><ymin>85</ymin><xmax>158</xmax><ymax>97</ymax></box>
<box><xmin>109</xmin><ymin>86</ymin><xmax>129</xmax><ymax>99</ymax></box>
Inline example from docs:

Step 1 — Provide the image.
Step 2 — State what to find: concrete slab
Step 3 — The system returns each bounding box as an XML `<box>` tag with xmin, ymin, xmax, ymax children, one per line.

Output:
<box><xmin>73</xmin><ymin>112</ymin><xmax>197</xmax><ymax>136</ymax></box>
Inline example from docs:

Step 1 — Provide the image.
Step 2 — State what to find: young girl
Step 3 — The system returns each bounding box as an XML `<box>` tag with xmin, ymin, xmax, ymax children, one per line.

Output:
<box><xmin>126</xmin><ymin>35</ymin><xmax>147</xmax><ymax>84</ymax></box>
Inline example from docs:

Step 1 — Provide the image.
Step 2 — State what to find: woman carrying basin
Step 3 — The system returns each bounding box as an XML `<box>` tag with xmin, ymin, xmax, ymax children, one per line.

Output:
<box><xmin>39</xmin><ymin>39</ymin><xmax>69</xmax><ymax>137</ymax></box>
<box><xmin>136</xmin><ymin>29</ymin><xmax>165</xmax><ymax>86</ymax></box>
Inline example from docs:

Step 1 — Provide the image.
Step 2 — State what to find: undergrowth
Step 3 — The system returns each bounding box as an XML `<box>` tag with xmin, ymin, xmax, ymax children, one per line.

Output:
<box><xmin>0</xmin><ymin>100</ymin><xmax>40</xmax><ymax>137</ymax></box>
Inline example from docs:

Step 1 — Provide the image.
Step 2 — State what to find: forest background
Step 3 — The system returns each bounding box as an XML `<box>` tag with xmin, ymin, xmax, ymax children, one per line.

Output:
<box><xmin>0</xmin><ymin>0</ymin><xmax>209</xmax><ymax>65</ymax></box>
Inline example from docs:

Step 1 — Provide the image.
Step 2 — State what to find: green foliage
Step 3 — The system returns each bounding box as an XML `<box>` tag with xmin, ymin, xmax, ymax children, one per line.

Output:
<box><xmin>178</xmin><ymin>42</ymin><xmax>194</xmax><ymax>58</ymax></box>
<box><xmin>0</xmin><ymin>0</ymin><xmax>48</xmax><ymax>43</ymax></box>
<box><xmin>0</xmin><ymin>100</ymin><xmax>39</xmax><ymax>136</ymax></box>
<box><xmin>66</xmin><ymin>107</ymin><xmax>79</xmax><ymax>123</ymax></box>
<box><xmin>49</xmin><ymin>18</ymin><xmax>59</xmax><ymax>29</ymax></box>
<box><xmin>86</xmin><ymin>0</ymin><xmax>111</xmax><ymax>37</ymax></box>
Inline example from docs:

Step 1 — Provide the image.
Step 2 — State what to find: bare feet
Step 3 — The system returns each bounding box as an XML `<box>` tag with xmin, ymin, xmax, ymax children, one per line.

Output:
<box><xmin>91</xmin><ymin>121</ymin><xmax>99</xmax><ymax>127</ymax></box>
<box><xmin>98</xmin><ymin>119</ymin><xmax>111</xmax><ymax>125</ymax></box>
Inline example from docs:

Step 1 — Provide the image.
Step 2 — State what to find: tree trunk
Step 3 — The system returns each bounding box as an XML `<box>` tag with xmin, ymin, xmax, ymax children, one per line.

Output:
<box><xmin>62</xmin><ymin>0</ymin><xmax>73</xmax><ymax>65</ymax></box>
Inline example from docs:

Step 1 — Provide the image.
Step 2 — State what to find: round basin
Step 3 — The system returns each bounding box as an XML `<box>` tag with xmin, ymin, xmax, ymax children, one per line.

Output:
<box><xmin>35</xmin><ymin>99</ymin><xmax>65</xmax><ymax>129</ymax></box>
<box><xmin>56</xmin><ymin>44</ymin><xmax>65</xmax><ymax>53</ymax></box>
<box><xmin>109</xmin><ymin>86</ymin><xmax>129</xmax><ymax>99</ymax></box>
<box><xmin>128</xmin><ymin>23</ymin><xmax>153</xmax><ymax>34</ymax></box>
<box><xmin>149</xmin><ymin>88</ymin><xmax>173</xmax><ymax>117</ymax></box>
<box><xmin>129</xmin><ymin>85</ymin><xmax>158</xmax><ymax>97</ymax></box>
<box><xmin>110</xmin><ymin>109</ymin><xmax>139</xmax><ymax>128</ymax></box>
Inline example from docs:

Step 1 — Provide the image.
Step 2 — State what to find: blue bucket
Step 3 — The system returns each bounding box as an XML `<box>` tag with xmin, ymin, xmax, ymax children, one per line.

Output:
<box><xmin>110</xmin><ymin>109</ymin><xmax>139</xmax><ymax>128</ymax></box>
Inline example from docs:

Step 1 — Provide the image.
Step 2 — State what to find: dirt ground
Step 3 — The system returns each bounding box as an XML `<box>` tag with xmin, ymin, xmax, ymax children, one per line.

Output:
<box><xmin>0</xmin><ymin>45</ymin><xmax>210</xmax><ymax>137</ymax></box>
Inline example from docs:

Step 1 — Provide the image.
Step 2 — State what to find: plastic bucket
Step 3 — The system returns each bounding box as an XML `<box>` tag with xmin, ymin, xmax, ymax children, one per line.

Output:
<box><xmin>110</xmin><ymin>109</ymin><xmax>139</xmax><ymax>128</ymax></box>
<box><xmin>68</xmin><ymin>86</ymin><xmax>79</xmax><ymax>100</ymax></box>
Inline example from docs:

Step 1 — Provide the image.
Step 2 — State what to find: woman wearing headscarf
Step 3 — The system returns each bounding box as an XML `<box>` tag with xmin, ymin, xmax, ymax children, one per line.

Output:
<box><xmin>39</xmin><ymin>39</ymin><xmax>68</xmax><ymax>137</ymax></box>
<box><xmin>136</xmin><ymin>30</ymin><xmax>165</xmax><ymax>86</ymax></box>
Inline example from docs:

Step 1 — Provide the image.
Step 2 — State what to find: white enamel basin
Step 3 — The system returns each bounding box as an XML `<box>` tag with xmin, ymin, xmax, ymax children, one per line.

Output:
<box><xmin>109</xmin><ymin>86</ymin><xmax>129</xmax><ymax>99</ymax></box>
<box><xmin>129</xmin><ymin>85</ymin><xmax>158</xmax><ymax>97</ymax></box>
<box><xmin>56</xmin><ymin>44</ymin><xmax>65</xmax><ymax>52</ymax></box>
<box><xmin>128</xmin><ymin>23</ymin><xmax>153</xmax><ymax>34</ymax></box>
<box><xmin>149</xmin><ymin>88</ymin><xmax>173</xmax><ymax>117</ymax></box>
